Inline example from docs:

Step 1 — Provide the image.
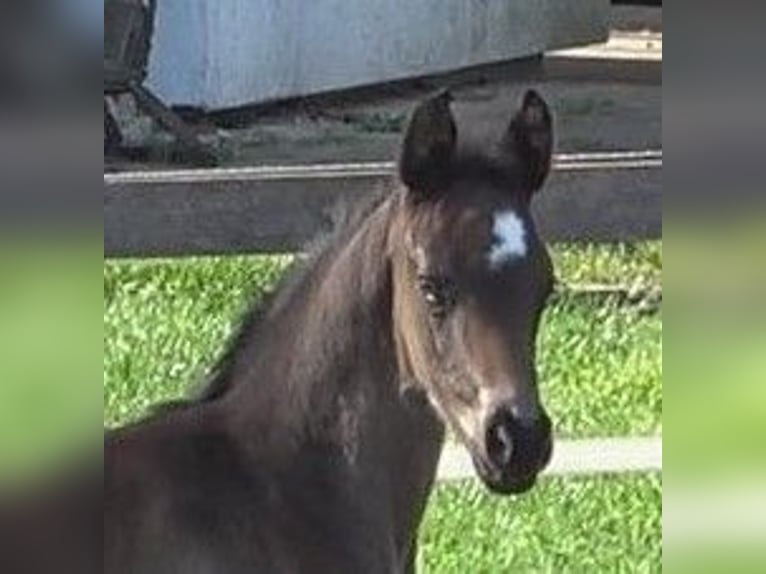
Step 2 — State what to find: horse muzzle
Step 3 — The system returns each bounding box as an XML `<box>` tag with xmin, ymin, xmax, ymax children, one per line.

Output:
<box><xmin>472</xmin><ymin>406</ymin><xmax>553</xmax><ymax>494</ymax></box>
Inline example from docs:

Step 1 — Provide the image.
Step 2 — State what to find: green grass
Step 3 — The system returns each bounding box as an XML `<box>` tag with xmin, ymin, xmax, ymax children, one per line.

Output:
<box><xmin>552</xmin><ymin>242</ymin><xmax>661</xmax><ymax>287</ymax></box>
<box><xmin>104</xmin><ymin>243</ymin><xmax>662</xmax><ymax>435</ymax></box>
<box><xmin>418</xmin><ymin>473</ymin><xmax>661</xmax><ymax>573</ymax></box>
<box><xmin>541</xmin><ymin>295</ymin><xmax>661</xmax><ymax>438</ymax></box>
<box><xmin>101</xmin><ymin>242</ymin><xmax>662</xmax><ymax>572</ymax></box>
<box><xmin>104</xmin><ymin>255</ymin><xmax>293</xmax><ymax>425</ymax></box>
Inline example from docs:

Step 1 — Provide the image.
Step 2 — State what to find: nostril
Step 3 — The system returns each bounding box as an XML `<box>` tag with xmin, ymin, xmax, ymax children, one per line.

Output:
<box><xmin>486</xmin><ymin>416</ymin><xmax>514</xmax><ymax>468</ymax></box>
<box><xmin>485</xmin><ymin>406</ymin><xmax>553</xmax><ymax>473</ymax></box>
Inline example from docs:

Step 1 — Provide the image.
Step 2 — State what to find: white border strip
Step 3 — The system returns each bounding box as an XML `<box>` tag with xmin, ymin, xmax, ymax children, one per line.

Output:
<box><xmin>105</xmin><ymin>150</ymin><xmax>662</xmax><ymax>185</ymax></box>
<box><xmin>437</xmin><ymin>436</ymin><xmax>662</xmax><ymax>482</ymax></box>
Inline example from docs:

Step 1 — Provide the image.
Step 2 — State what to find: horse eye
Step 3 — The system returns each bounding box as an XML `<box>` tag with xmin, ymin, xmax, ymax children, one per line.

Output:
<box><xmin>417</xmin><ymin>275</ymin><xmax>456</xmax><ymax>317</ymax></box>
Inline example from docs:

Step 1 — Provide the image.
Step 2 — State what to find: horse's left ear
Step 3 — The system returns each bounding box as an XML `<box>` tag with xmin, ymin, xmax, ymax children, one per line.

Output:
<box><xmin>503</xmin><ymin>90</ymin><xmax>553</xmax><ymax>198</ymax></box>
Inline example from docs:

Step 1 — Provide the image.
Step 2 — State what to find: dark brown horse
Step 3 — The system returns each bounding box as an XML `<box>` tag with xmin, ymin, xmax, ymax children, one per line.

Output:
<box><xmin>2</xmin><ymin>89</ymin><xmax>555</xmax><ymax>574</ymax></box>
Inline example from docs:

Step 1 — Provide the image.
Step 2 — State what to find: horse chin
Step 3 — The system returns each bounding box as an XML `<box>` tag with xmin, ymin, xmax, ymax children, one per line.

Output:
<box><xmin>470</xmin><ymin>452</ymin><xmax>539</xmax><ymax>495</ymax></box>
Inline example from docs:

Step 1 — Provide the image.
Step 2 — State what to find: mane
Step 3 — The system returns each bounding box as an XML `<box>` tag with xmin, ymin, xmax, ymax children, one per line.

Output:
<box><xmin>191</xmin><ymin>182</ymin><xmax>394</xmax><ymax>404</ymax></box>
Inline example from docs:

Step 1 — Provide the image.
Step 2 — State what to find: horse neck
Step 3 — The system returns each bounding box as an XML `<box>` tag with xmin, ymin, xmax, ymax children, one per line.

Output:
<box><xmin>221</xmin><ymin>194</ymin><xmax>444</xmax><ymax>457</ymax></box>
<box><xmin>217</xmin><ymin>193</ymin><xmax>445</xmax><ymax>554</ymax></box>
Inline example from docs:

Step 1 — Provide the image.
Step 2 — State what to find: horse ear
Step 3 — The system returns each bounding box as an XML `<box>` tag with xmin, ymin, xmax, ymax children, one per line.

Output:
<box><xmin>399</xmin><ymin>90</ymin><xmax>457</xmax><ymax>198</ymax></box>
<box><xmin>504</xmin><ymin>90</ymin><xmax>553</xmax><ymax>198</ymax></box>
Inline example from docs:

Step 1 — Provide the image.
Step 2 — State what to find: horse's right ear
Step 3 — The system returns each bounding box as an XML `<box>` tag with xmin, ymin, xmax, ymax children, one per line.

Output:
<box><xmin>399</xmin><ymin>90</ymin><xmax>456</xmax><ymax>198</ymax></box>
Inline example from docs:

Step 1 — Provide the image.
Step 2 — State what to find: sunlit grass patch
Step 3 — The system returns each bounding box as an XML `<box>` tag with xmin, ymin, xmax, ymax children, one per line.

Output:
<box><xmin>419</xmin><ymin>473</ymin><xmax>661</xmax><ymax>573</ymax></box>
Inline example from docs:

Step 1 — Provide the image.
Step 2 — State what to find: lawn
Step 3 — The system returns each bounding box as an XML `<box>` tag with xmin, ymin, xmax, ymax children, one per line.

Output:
<box><xmin>98</xmin><ymin>241</ymin><xmax>661</xmax><ymax>572</ymax></box>
<box><xmin>551</xmin><ymin>242</ymin><xmax>661</xmax><ymax>287</ymax></box>
<box><xmin>104</xmin><ymin>242</ymin><xmax>662</xmax><ymax>436</ymax></box>
<box><xmin>419</xmin><ymin>473</ymin><xmax>662</xmax><ymax>573</ymax></box>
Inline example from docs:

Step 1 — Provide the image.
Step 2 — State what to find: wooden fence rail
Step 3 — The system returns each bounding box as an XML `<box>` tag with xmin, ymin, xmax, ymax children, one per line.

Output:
<box><xmin>104</xmin><ymin>150</ymin><xmax>661</xmax><ymax>258</ymax></box>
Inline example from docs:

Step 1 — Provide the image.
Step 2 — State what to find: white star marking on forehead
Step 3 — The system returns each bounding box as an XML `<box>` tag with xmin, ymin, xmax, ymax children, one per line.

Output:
<box><xmin>487</xmin><ymin>209</ymin><xmax>527</xmax><ymax>270</ymax></box>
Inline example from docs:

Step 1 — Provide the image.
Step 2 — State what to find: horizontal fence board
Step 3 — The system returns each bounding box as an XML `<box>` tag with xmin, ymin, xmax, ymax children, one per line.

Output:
<box><xmin>104</xmin><ymin>151</ymin><xmax>661</xmax><ymax>257</ymax></box>
<box><xmin>437</xmin><ymin>436</ymin><xmax>662</xmax><ymax>482</ymax></box>
<box><xmin>535</xmin><ymin>162</ymin><xmax>661</xmax><ymax>243</ymax></box>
